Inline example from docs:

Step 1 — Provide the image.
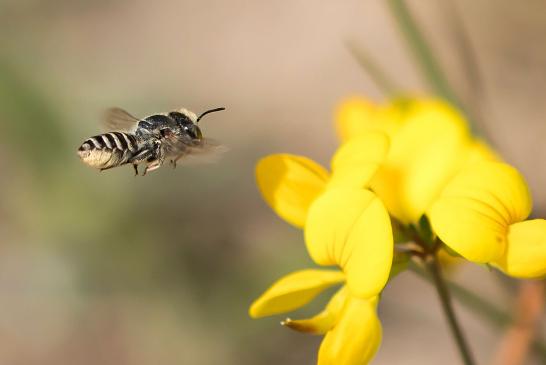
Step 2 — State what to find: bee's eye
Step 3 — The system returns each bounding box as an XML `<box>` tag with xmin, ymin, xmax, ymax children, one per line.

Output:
<box><xmin>192</xmin><ymin>125</ymin><xmax>203</xmax><ymax>139</ymax></box>
<box><xmin>180</xmin><ymin>124</ymin><xmax>202</xmax><ymax>139</ymax></box>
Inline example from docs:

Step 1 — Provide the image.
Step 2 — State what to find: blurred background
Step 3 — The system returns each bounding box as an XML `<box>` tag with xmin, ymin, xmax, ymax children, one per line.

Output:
<box><xmin>0</xmin><ymin>0</ymin><xmax>545</xmax><ymax>364</ymax></box>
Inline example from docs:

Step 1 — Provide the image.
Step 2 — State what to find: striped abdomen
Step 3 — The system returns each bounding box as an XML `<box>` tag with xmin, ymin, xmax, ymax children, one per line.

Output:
<box><xmin>77</xmin><ymin>132</ymin><xmax>138</xmax><ymax>170</ymax></box>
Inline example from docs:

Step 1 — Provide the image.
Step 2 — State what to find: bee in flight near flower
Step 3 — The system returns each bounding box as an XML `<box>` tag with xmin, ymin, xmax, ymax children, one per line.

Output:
<box><xmin>77</xmin><ymin>107</ymin><xmax>226</xmax><ymax>175</ymax></box>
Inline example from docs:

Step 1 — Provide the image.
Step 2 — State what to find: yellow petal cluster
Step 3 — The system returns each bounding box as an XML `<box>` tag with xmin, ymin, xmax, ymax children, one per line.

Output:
<box><xmin>428</xmin><ymin>162</ymin><xmax>546</xmax><ymax>277</ymax></box>
<box><xmin>255</xmin><ymin>132</ymin><xmax>393</xmax><ymax>299</ymax></box>
<box><xmin>336</xmin><ymin>97</ymin><xmax>497</xmax><ymax>224</ymax></box>
<box><xmin>253</xmin><ymin>131</ymin><xmax>392</xmax><ymax>365</ymax></box>
<box><xmin>336</xmin><ymin>96</ymin><xmax>546</xmax><ymax>278</ymax></box>
<box><xmin>250</xmin><ymin>271</ymin><xmax>381</xmax><ymax>365</ymax></box>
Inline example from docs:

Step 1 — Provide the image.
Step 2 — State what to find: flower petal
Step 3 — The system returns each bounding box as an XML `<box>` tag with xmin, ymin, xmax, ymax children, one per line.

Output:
<box><xmin>282</xmin><ymin>286</ymin><xmax>348</xmax><ymax>334</ymax></box>
<box><xmin>465</xmin><ymin>139</ymin><xmax>500</xmax><ymax>165</ymax></box>
<box><xmin>249</xmin><ymin>269</ymin><xmax>345</xmax><ymax>318</ymax></box>
<box><xmin>493</xmin><ymin>220</ymin><xmax>546</xmax><ymax>278</ymax></box>
<box><xmin>336</xmin><ymin>97</ymin><xmax>376</xmax><ymax>140</ymax></box>
<box><xmin>370</xmin><ymin>99</ymin><xmax>471</xmax><ymax>223</ymax></box>
<box><xmin>428</xmin><ymin>162</ymin><xmax>532</xmax><ymax>263</ymax></box>
<box><xmin>305</xmin><ymin>189</ymin><xmax>393</xmax><ymax>298</ymax></box>
<box><xmin>318</xmin><ymin>296</ymin><xmax>382</xmax><ymax>365</ymax></box>
<box><xmin>329</xmin><ymin>132</ymin><xmax>390</xmax><ymax>189</ymax></box>
<box><xmin>256</xmin><ymin>154</ymin><xmax>329</xmax><ymax>228</ymax></box>
<box><xmin>336</xmin><ymin>98</ymin><xmax>378</xmax><ymax>141</ymax></box>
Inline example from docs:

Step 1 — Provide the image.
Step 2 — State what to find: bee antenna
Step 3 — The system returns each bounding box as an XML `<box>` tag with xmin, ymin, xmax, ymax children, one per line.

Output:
<box><xmin>196</xmin><ymin>107</ymin><xmax>226</xmax><ymax>123</ymax></box>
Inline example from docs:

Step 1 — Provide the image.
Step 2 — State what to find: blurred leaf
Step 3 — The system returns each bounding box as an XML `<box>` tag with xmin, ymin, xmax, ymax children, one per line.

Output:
<box><xmin>440</xmin><ymin>1</ymin><xmax>484</xmax><ymax>105</ymax></box>
<box><xmin>385</xmin><ymin>1</ymin><xmax>463</xmax><ymax>111</ymax></box>
<box><xmin>417</xmin><ymin>214</ymin><xmax>434</xmax><ymax>247</ymax></box>
<box><xmin>346</xmin><ymin>42</ymin><xmax>399</xmax><ymax>97</ymax></box>
<box><xmin>442</xmin><ymin>244</ymin><xmax>463</xmax><ymax>258</ymax></box>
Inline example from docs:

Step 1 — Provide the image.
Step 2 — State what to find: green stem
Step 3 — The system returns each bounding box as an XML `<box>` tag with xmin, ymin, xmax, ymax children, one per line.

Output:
<box><xmin>345</xmin><ymin>41</ymin><xmax>399</xmax><ymax>97</ymax></box>
<box><xmin>426</xmin><ymin>255</ymin><xmax>476</xmax><ymax>365</ymax></box>
<box><xmin>409</xmin><ymin>262</ymin><xmax>546</xmax><ymax>360</ymax></box>
<box><xmin>386</xmin><ymin>0</ymin><xmax>460</xmax><ymax>106</ymax></box>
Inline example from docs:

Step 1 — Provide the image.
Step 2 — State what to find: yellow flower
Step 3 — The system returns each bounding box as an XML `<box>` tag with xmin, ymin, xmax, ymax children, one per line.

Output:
<box><xmin>255</xmin><ymin>132</ymin><xmax>393</xmax><ymax>298</ymax></box>
<box><xmin>256</xmin><ymin>132</ymin><xmax>390</xmax><ymax>228</ymax></box>
<box><xmin>250</xmin><ymin>270</ymin><xmax>381</xmax><ymax>365</ymax></box>
<box><xmin>251</xmin><ymin>93</ymin><xmax>546</xmax><ymax>365</ymax></box>
<box><xmin>252</xmin><ymin>131</ymin><xmax>395</xmax><ymax>364</ymax></box>
<box><xmin>428</xmin><ymin>161</ymin><xmax>546</xmax><ymax>278</ymax></box>
<box><xmin>336</xmin><ymin>97</ymin><xmax>497</xmax><ymax>224</ymax></box>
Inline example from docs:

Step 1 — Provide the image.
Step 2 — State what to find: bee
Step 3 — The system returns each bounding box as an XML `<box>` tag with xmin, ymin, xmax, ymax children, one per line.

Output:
<box><xmin>77</xmin><ymin>107</ymin><xmax>225</xmax><ymax>175</ymax></box>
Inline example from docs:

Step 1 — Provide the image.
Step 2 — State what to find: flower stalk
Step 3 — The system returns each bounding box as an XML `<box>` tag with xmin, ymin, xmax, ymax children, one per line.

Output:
<box><xmin>398</xmin><ymin>217</ymin><xmax>477</xmax><ymax>365</ymax></box>
<box><xmin>426</xmin><ymin>253</ymin><xmax>476</xmax><ymax>365</ymax></box>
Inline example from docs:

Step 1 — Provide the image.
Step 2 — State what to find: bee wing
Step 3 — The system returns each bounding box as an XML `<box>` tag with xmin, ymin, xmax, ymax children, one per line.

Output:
<box><xmin>166</xmin><ymin>137</ymin><xmax>227</xmax><ymax>166</ymax></box>
<box><xmin>102</xmin><ymin>107</ymin><xmax>140</xmax><ymax>133</ymax></box>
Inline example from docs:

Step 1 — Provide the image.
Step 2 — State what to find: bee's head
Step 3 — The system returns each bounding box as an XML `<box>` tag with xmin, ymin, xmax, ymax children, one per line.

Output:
<box><xmin>169</xmin><ymin>107</ymin><xmax>225</xmax><ymax>140</ymax></box>
<box><xmin>168</xmin><ymin>111</ymin><xmax>201</xmax><ymax>140</ymax></box>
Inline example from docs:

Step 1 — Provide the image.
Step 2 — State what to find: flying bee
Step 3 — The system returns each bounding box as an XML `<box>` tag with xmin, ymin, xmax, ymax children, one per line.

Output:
<box><xmin>77</xmin><ymin>107</ymin><xmax>225</xmax><ymax>175</ymax></box>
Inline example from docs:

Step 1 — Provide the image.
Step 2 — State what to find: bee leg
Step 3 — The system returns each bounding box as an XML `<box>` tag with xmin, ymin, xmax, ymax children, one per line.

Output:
<box><xmin>144</xmin><ymin>156</ymin><xmax>164</xmax><ymax>175</ymax></box>
<box><xmin>99</xmin><ymin>165</ymin><xmax>116</xmax><ymax>172</ymax></box>
<box><xmin>145</xmin><ymin>142</ymin><xmax>166</xmax><ymax>174</ymax></box>
<box><xmin>135</xmin><ymin>139</ymin><xmax>165</xmax><ymax>176</ymax></box>
<box><xmin>129</xmin><ymin>149</ymin><xmax>155</xmax><ymax>176</ymax></box>
<box><xmin>171</xmin><ymin>154</ymin><xmax>184</xmax><ymax>169</ymax></box>
<box><xmin>142</xmin><ymin>162</ymin><xmax>153</xmax><ymax>176</ymax></box>
<box><xmin>143</xmin><ymin>159</ymin><xmax>163</xmax><ymax>175</ymax></box>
